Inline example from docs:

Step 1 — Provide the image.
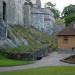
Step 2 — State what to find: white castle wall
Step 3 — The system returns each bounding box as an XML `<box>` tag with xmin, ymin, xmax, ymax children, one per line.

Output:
<box><xmin>31</xmin><ymin>13</ymin><xmax>44</xmax><ymax>30</ymax></box>
<box><xmin>0</xmin><ymin>0</ymin><xmax>36</xmax><ymax>25</ymax></box>
<box><xmin>0</xmin><ymin>0</ymin><xmax>55</xmax><ymax>35</ymax></box>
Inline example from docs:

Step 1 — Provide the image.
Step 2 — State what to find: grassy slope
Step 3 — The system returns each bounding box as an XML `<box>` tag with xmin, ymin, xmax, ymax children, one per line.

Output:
<box><xmin>0</xmin><ymin>55</ymin><xmax>32</xmax><ymax>66</ymax></box>
<box><xmin>0</xmin><ymin>26</ymin><xmax>52</xmax><ymax>66</ymax></box>
<box><xmin>0</xmin><ymin>66</ymin><xmax>75</xmax><ymax>75</ymax></box>
<box><xmin>6</xmin><ymin>25</ymin><xmax>52</xmax><ymax>52</ymax></box>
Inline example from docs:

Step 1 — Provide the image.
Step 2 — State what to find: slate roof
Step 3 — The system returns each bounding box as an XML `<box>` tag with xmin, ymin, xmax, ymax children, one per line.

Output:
<box><xmin>57</xmin><ymin>22</ymin><xmax>75</xmax><ymax>36</ymax></box>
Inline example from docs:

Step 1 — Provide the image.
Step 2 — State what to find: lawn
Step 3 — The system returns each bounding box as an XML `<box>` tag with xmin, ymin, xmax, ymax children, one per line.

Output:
<box><xmin>0</xmin><ymin>55</ymin><xmax>32</xmax><ymax>66</ymax></box>
<box><xmin>0</xmin><ymin>66</ymin><xmax>75</xmax><ymax>75</ymax></box>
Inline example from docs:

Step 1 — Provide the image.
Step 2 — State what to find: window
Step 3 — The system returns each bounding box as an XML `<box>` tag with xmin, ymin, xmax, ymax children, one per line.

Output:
<box><xmin>3</xmin><ymin>1</ymin><xmax>6</xmax><ymax>21</ymax></box>
<box><xmin>63</xmin><ymin>36</ymin><xmax>68</xmax><ymax>44</ymax></box>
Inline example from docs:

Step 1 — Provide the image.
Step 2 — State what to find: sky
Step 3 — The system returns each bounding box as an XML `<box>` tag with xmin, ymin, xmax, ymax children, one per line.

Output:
<box><xmin>41</xmin><ymin>0</ymin><xmax>75</xmax><ymax>12</ymax></box>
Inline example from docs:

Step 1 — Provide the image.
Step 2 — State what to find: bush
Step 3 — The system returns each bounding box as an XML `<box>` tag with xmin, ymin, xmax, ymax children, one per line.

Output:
<box><xmin>0</xmin><ymin>48</ymin><xmax>32</xmax><ymax>60</ymax></box>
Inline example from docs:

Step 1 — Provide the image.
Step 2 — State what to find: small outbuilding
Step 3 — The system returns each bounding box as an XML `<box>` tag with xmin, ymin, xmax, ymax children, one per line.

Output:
<box><xmin>57</xmin><ymin>22</ymin><xmax>75</xmax><ymax>50</ymax></box>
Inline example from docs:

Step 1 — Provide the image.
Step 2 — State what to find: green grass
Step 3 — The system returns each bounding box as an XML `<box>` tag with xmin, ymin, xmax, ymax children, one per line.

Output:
<box><xmin>0</xmin><ymin>55</ymin><xmax>32</xmax><ymax>66</ymax></box>
<box><xmin>0</xmin><ymin>66</ymin><xmax>75</xmax><ymax>75</ymax></box>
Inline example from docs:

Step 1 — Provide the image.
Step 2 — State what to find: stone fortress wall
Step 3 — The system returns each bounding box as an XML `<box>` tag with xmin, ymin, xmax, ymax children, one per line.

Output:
<box><xmin>0</xmin><ymin>0</ymin><xmax>55</xmax><ymax>35</ymax></box>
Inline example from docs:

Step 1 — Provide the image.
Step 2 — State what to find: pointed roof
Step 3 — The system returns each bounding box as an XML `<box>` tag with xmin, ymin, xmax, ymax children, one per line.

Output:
<box><xmin>57</xmin><ymin>21</ymin><xmax>75</xmax><ymax>36</ymax></box>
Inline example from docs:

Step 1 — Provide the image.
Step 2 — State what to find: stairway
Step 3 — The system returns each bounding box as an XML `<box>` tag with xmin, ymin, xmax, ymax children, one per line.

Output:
<box><xmin>0</xmin><ymin>18</ymin><xmax>7</xmax><ymax>40</ymax></box>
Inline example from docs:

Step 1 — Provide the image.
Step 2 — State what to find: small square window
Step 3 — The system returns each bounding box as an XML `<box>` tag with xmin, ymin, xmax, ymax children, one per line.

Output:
<box><xmin>63</xmin><ymin>36</ymin><xmax>68</xmax><ymax>44</ymax></box>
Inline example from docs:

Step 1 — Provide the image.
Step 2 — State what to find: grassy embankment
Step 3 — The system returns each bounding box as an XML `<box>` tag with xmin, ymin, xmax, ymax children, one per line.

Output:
<box><xmin>0</xmin><ymin>25</ymin><xmax>56</xmax><ymax>66</ymax></box>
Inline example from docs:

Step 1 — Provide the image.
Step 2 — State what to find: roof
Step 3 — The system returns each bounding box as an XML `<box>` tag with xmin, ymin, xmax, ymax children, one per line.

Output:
<box><xmin>57</xmin><ymin>22</ymin><xmax>75</xmax><ymax>36</ymax></box>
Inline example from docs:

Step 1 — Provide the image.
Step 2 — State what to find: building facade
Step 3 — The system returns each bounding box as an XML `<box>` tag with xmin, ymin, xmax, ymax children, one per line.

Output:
<box><xmin>0</xmin><ymin>0</ymin><xmax>55</xmax><ymax>36</ymax></box>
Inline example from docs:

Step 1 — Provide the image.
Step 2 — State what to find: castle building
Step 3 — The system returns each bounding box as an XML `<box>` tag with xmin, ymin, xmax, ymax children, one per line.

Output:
<box><xmin>0</xmin><ymin>0</ymin><xmax>55</xmax><ymax>40</ymax></box>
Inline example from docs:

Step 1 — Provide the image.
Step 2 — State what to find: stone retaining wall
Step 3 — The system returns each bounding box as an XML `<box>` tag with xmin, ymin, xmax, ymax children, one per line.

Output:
<box><xmin>0</xmin><ymin>45</ymin><xmax>53</xmax><ymax>60</ymax></box>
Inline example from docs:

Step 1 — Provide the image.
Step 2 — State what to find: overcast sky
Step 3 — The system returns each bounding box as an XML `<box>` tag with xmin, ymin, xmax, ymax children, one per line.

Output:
<box><xmin>41</xmin><ymin>0</ymin><xmax>75</xmax><ymax>12</ymax></box>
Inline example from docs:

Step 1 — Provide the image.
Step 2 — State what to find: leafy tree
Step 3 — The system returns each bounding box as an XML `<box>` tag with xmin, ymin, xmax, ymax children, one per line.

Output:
<box><xmin>51</xmin><ymin>8</ymin><xmax>60</xmax><ymax>19</ymax></box>
<box><xmin>45</xmin><ymin>2</ymin><xmax>56</xmax><ymax>8</ymax></box>
<box><xmin>45</xmin><ymin>2</ymin><xmax>60</xmax><ymax>19</ymax></box>
<box><xmin>56</xmin><ymin>18</ymin><xmax>65</xmax><ymax>25</ymax></box>
<box><xmin>62</xmin><ymin>4</ymin><xmax>75</xmax><ymax>26</ymax></box>
<box><xmin>26</xmin><ymin>0</ymin><xmax>33</xmax><ymax>6</ymax></box>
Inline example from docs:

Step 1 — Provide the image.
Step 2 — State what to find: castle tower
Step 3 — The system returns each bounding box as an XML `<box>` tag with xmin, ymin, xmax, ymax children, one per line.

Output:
<box><xmin>36</xmin><ymin>0</ymin><xmax>41</xmax><ymax>8</ymax></box>
<box><xmin>23</xmin><ymin>2</ymin><xmax>31</xmax><ymax>26</ymax></box>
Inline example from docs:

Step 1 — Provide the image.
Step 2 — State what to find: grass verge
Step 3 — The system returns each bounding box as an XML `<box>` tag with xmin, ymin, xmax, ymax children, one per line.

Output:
<box><xmin>0</xmin><ymin>66</ymin><xmax>75</xmax><ymax>75</ymax></box>
<box><xmin>0</xmin><ymin>55</ymin><xmax>33</xmax><ymax>66</ymax></box>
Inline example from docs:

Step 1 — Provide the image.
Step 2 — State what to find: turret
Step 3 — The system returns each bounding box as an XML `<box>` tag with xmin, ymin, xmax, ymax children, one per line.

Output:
<box><xmin>36</xmin><ymin>0</ymin><xmax>41</xmax><ymax>8</ymax></box>
<box><xmin>23</xmin><ymin>2</ymin><xmax>31</xmax><ymax>26</ymax></box>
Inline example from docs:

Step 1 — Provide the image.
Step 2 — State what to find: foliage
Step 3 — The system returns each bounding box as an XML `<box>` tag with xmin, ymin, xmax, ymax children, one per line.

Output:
<box><xmin>50</xmin><ymin>37</ymin><xmax>58</xmax><ymax>50</ymax></box>
<box><xmin>45</xmin><ymin>2</ymin><xmax>60</xmax><ymax>19</ymax></box>
<box><xmin>56</xmin><ymin>18</ymin><xmax>65</xmax><ymax>25</ymax></box>
<box><xmin>7</xmin><ymin>25</ymin><xmax>51</xmax><ymax>52</ymax></box>
<box><xmin>45</xmin><ymin>2</ymin><xmax>56</xmax><ymax>9</ymax></box>
<box><xmin>62</xmin><ymin>4</ymin><xmax>75</xmax><ymax>26</ymax></box>
<box><xmin>51</xmin><ymin>42</ymin><xmax>58</xmax><ymax>50</ymax></box>
<box><xmin>0</xmin><ymin>25</ymin><xmax>53</xmax><ymax>60</ymax></box>
<box><xmin>65</xmin><ymin>13</ymin><xmax>75</xmax><ymax>26</ymax></box>
<box><xmin>50</xmin><ymin>8</ymin><xmax>60</xmax><ymax>19</ymax></box>
<box><xmin>1</xmin><ymin>66</ymin><xmax>75</xmax><ymax>75</ymax></box>
<box><xmin>62</xmin><ymin>4</ymin><xmax>75</xmax><ymax>17</ymax></box>
<box><xmin>25</xmin><ymin>0</ymin><xmax>33</xmax><ymax>6</ymax></box>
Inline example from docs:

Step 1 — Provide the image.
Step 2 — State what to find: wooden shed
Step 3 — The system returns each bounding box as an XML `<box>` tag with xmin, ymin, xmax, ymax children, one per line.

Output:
<box><xmin>57</xmin><ymin>22</ymin><xmax>75</xmax><ymax>50</ymax></box>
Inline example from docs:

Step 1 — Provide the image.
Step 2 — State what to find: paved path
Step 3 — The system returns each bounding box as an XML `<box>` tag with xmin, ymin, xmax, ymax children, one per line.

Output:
<box><xmin>0</xmin><ymin>52</ymin><xmax>75</xmax><ymax>72</ymax></box>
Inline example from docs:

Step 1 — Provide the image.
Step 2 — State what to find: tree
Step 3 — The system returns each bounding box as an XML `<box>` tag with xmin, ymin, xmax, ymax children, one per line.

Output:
<box><xmin>45</xmin><ymin>2</ymin><xmax>56</xmax><ymax>9</ymax></box>
<box><xmin>26</xmin><ymin>0</ymin><xmax>33</xmax><ymax>6</ymax></box>
<box><xmin>62</xmin><ymin>4</ymin><xmax>75</xmax><ymax>26</ymax></box>
<box><xmin>45</xmin><ymin>2</ymin><xmax>60</xmax><ymax>19</ymax></box>
<box><xmin>50</xmin><ymin>8</ymin><xmax>60</xmax><ymax>19</ymax></box>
